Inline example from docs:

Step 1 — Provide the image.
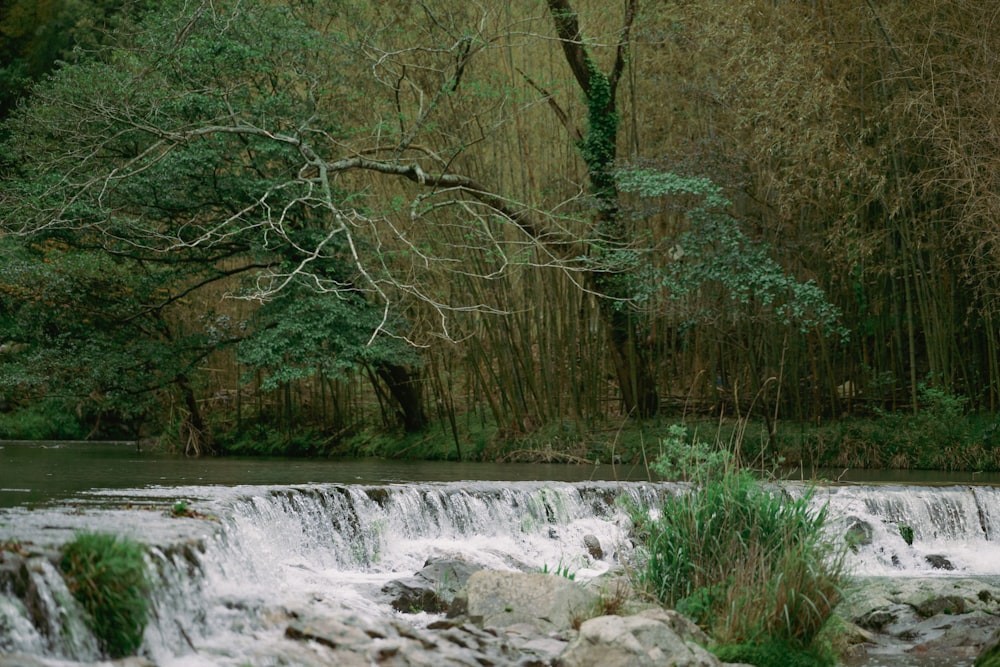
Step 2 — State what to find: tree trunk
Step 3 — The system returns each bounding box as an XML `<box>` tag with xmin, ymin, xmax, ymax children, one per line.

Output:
<box><xmin>375</xmin><ymin>362</ymin><xmax>428</xmax><ymax>433</ymax></box>
<box><xmin>547</xmin><ymin>0</ymin><xmax>659</xmax><ymax>417</ymax></box>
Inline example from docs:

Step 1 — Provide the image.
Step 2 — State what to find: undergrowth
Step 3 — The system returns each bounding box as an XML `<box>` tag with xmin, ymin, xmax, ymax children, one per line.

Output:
<box><xmin>629</xmin><ymin>425</ymin><xmax>846</xmax><ymax>665</ymax></box>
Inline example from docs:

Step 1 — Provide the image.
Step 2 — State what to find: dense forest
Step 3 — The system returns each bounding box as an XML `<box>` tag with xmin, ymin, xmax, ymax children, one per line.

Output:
<box><xmin>1</xmin><ymin>0</ymin><xmax>998</xmax><ymax>469</ymax></box>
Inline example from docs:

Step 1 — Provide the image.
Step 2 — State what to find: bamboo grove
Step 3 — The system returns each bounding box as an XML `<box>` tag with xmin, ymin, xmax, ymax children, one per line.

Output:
<box><xmin>1</xmin><ymin>0</ymin><xmax>999</xmax><ymax>458</ymax></box>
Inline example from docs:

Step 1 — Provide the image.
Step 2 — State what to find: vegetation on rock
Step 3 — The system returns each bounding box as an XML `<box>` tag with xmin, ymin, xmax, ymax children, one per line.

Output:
<box><xmin>59</xmin><ymin>531</ymin><xmax>150</xmax><ymax>658</ymax></box>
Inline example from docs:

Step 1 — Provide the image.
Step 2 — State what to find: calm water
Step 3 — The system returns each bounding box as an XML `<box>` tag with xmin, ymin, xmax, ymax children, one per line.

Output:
<box><xmin>0</xmin><ymin>440</ymin><xmax>653</xmax><ymax>508</ymax></box>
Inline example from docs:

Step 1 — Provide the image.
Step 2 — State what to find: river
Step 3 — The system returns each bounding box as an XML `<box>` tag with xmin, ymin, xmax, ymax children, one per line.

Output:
<box><xmin>2</xmin><ymin>441</ymin><xmax>999</xmax><ymax>666</ymax></box>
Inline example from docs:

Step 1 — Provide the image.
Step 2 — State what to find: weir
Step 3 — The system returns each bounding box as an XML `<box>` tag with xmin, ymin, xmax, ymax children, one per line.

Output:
<box><xmin>2</xmin><ymin>481</ymin><xmax>1000</xmax><ymax>665</ymax></box>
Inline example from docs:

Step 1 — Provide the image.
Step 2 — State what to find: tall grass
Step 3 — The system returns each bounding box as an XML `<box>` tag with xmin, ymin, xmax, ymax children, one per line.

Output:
<box><xmin>632</xmin><ymin>426</ymin><xmax>845</xmax><ymax>665</ymax></box>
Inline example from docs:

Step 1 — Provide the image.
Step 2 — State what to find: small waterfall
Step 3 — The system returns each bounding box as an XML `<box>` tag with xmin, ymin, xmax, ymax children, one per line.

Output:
<box><xmin>140</xmin><ymin>481</ymin><xmax>663</xmax><ymax>666</ymax></box>
<box><xmin>0</xmin><ymin>558</ymin><xmax>100</xmax><ymax>661</ymax></box>
<box><xmin>813</xmin><ymin>484</ymin><xmax>1000</xmax><ymax>576</ymax></box>
<box><xmin>3</xmin><ymin>480</ymin><xmax>1000</xmax><ymax>665</ymax></box>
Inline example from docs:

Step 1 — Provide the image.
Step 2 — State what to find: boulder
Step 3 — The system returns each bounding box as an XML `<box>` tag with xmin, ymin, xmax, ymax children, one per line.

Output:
<box><xmin>455</xmin><ymin>569</ymin><xmax>598</xmax><ymax>632</ymax></box>
<box><xmin>382</xmin><ymin>557</ymin><xmax>481</xmax><ymax>613</ymax></box>
<box><xmin>557</xmin><ymin>608</ymin><xmax>720</xmax><ymax>667</ymax></box>
<box><xmin>915</xmin><ymin>594</ymin><xmax>967</xmax><ymax>618</ymax></box>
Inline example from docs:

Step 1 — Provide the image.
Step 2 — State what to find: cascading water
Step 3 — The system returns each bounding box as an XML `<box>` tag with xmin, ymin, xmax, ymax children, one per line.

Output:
<box><xmin>812</xmin><ymin>484</ymin><xmax>1000</xmax><ymax>577</ymax></box>
<box><xmin>2</xmin><ymin>480</ymin><xmax>1000</xmax><ymax>666</ymax></box>
<box><xmin>1</xmin><ymin>481</ymin><xmax>664</xmax><ymax>665</ymax></box>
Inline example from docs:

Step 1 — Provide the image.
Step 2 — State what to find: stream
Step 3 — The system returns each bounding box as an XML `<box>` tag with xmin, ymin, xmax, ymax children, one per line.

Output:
<box><xmin>3</xmin><ymin>441</ymin><xmax>1000</xmax><ymax>666</ymax></box>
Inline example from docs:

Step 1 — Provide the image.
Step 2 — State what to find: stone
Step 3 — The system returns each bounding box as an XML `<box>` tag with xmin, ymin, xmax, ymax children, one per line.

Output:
<box><xmin>583</xmin><ymin>534</ymin><xmax>603</xmax><ymax>560</ymax></box>
<box><xmin>915</xmin><ymin>594</ymin><xmax>967</xmax><ymax>618</ymax></box>
<box><xmin>458</xmin><ymin>569</ymin><xmax>599</xmax><ymax>633</ymax></box>
<box><xmin>925</xmin><ymin>554</ymin><xmax>955</xmax><ymax>570</ymax></box>
<box><xmin>557</xmin><ymin>610</ymin><xmax>720</xmax><ymax>667</ymax></box>
<box><xmin>844</xmin><ymin>517</ymin><xmax>874</xmax><ymax>551</ymax></box>
<box><xmin>285</xmin><ymin>618</ymin><xmax>373</xmax><ymax>648</ymax></box>
<box><xmin>382</xmin><ymin>557</ymin><xmax>482</xmax><ymax>613</ymax></box>
<box><xmin>978</xmin><ymin>628</ymin><xmax>1000</xmax><ymax>666</ymax></box>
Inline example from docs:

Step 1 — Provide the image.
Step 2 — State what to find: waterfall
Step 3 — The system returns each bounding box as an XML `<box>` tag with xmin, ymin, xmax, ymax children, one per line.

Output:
<box><xmin>2</xmin><ymin>481</ymin><xmax>1000</xmax><ymax>665</ymax></box>
<box><xmin>812</xmin><ymin>484</ymin><xmax>1000</xmax><ymax>576</ymax></box>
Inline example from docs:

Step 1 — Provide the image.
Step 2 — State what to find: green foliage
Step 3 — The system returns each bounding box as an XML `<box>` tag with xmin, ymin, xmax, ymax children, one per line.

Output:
<box><xmin>0</xmin><ymin>238</ymin><xmax>210</xmax><ymax>437</ymax></box>
<box><xmin>59</xmin><ymin>532</ymin><xmax>149</xmax><ymax>658</ymax></box>
<box><xmin>0</xmin><ymin>398</ymin><xmax>89</xmax><ymax>440</ymax></box>
<box><xmin>615</xmin><ymin>168</ymin><xmax>732</xmax><ymax>210</ymax></box>
<box><xmin>237</xmin><ymin>288</ymin><xmax>419</xmax><ymax>391</ymax></box>
<box><xmin>616</xmin><ymin>167</ymin><xmax>846</xmax><ymax>339</ymax></box>
<box><xmin>650</xmin><ymin>424</ymin><xmax>733</xmax><ymax>482</ymax></box>
<box><xmin>629</xmin><ymin>468</ymin><xmax>844</xmax><ymax>649</ymax></box>
<box><xmin>578</xmin><ymin>56</ymin><xmax>618</xmax><ymax>190</ymax></box>
<box><xmin>0</xmin><ymin>0</ymin><xmax>146</xmax><ymax>118</ymax></box>
<box><xmin>712</xmin><ymin>637</ymin><xmax>837</xmax><ymax>667</ymax></box>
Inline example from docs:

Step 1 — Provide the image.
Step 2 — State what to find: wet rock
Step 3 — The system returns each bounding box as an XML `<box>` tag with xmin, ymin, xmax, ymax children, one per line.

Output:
<box><xmin>0</xmin><ymin>655</ymin><xmax>155</xmax><ymax>667</ymax></box>
<box><xmin>909</xmin><ymin>610</ymin><xmax>1000</xmax><ymax>652</ymax></box>
<box><xmin>844</xmin><ymin>517</ymin><xmax>874</xmax><ymax>551</ymax></box>
<box><xmin>558</xmin><ymin>608</ymin><xmax>720</xmax><ymax>667</ymax></box>
<box><xmin>286</xmin><ymin>617</ymin><xmax>373</xmax><ymax>648</ymax></box>
<box><xmin>382</xmin><ymin>557</ymin><xmax>481</xmax><ymax>613</ymax></box>
<box><xmin>839</xmin><ymin>577</ymin><xmax>1000</xmax><ymax>664</ymax></box>
<box><xmin>856</xmin><ymin>607</ymin><xmax>902</xmax><ymax>631</ymax></box>
<box><xmin>915</xmin><ymin>594</ymin><xmax>967</xmax><ymax>617</ymax></box>
<box><xmin>583</xmin><ymin>534</ymin><xmax>603</xmax><ymax>561</ymax></box>
<box><xmin>457</xmin><ymin>569</ymin><xmax>598</xmax><ymax>633</ymax></box>
<box><xmin>925</xmin><ymin>554</ymin><xmax>955</xmax><ymax>570</ymax></box>
<box><xmin>978</xmin><ymin>628</ymin><xmax>1000</xmax><ymax>666</ymax></box>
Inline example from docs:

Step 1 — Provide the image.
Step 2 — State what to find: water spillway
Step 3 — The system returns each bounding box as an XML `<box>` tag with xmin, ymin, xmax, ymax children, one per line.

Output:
<box><xmin>2</xmin><ymin>480</ymin><xmax>1000</xmax><ymax>665</ymax></box>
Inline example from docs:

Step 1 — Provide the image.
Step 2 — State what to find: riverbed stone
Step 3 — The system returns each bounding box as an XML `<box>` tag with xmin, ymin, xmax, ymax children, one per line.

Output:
<box><xmin>0</xmin><ymin>655</ymin><xmax>156</xmax><ymax>667</ymax></box>
<box><xmin>977</xmin><ymin>628</ymin><xmax>1000</xmax><ymax>666</ymax></box>
<box><xmin>925</xmin><ymin>554</ymin><xmax>956</xmax><ymax>570</ymax></box>
<box><xmin>838</xmin><ymin>577</ymin><xmax>1000</xmax><ymax>663</ymax></box>
<box><xmin>383</xmin><ymin>557</ymin><xmax>482</xmax><ymax>613</ymax></box>
<box><xmin>456</xmin><ymin>569</ymin><xmax>598</xmax><ymax>633</ymax></box>
<box><xmin>582</xmin><ymin>534</ymin><xmax>603</xmax><ymax>561</ymax></box>
<box><xmin>557</xmin><ymin>608</ymin><xmax>720</xmax><ymax>667</ymax></box>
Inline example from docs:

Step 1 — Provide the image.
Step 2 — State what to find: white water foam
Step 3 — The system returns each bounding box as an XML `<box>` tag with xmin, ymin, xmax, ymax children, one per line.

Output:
<box><xmin>4</xmin><ymin>480</ymin><xmax>1000</xmax><ymax>666</ymax></box>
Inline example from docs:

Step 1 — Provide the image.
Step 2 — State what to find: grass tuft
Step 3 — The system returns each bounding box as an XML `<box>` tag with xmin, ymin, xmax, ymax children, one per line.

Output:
<box><xmin>59</xmin><ymin>531</ymin><xmax>150</xmax><ymax>658</ymax></box>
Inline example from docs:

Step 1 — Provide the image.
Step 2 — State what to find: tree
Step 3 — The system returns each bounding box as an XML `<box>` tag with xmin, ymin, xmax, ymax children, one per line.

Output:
<box><xmin>0</xmin><ymin>237</ymin><xmax>223</xmax><ymax>449</ymax></box>
<box><xmin>1</xmin><ymin>0</ymin><xmax>670</xmax><ymax>425</ymax></box>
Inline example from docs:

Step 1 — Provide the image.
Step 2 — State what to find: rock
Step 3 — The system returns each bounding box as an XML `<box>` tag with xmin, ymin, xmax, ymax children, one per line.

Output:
<box><xmin>845</xmin><ymin>517</ymin><xmax>874</xmax><ymax>551</ymax></box>
<box><xmin>910</xmin><ymin>610</ymin><xmax>1000</xmax><ymax>652</ymax></box>
<box><xmin>557</xmin><ymin>608</ymin><xmax>720</xmax><ymax>667</ymax></box>
<box><xmin>382</xmin><ymin>557</ymin><xmax>481</xmax><ymax>613</ymax></box>
<box><xmin>286</xmin><ymin>617</ymin><xmax>374</xmax><ymax>648</ymax></box>
<box><xmin>0</xmin><ymin>655</ymin><xmax>156</xmax><ymax>667</ymax></box>
<box><xmin>856</xmin><ymin>606</ymin><xmax>903</xmax><ymax>631</ymax></box>
<box><xmin>915</xmin><ymin>594</ymin><xmax>967</xmax><ymax>618</ymax></box>
<box><xmin>457</xmin><ymin>569</ymin><xmax>598</xmax><ymax>633</ymax></box>
<box><xmin>978</xmin><ymin>628</ymin><xmax>1000</xmax><ymax>666</ymax></box>
<box><xmin>925</xmin><ymin>554</ymin><xmax>955</xmax><ymax>570</ymax></box>
<box><xmin>583</xmin><ymin>534</ymin><xmax>603</xmax><ymax>560</ymax></box>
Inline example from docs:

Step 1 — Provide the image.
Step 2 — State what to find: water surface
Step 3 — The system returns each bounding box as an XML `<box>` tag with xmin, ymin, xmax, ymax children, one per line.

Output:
<box><xmin>0</xmin><ymin>440</ymin><xmax>650</xmax><ymax>507</ymax></box>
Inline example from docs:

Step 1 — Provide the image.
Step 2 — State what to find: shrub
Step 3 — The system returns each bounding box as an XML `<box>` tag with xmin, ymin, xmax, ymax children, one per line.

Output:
<box><xmin>59</xmin><ymin>532</ymin><xmax>150</xmax><ymax>658</ymax></box>
<box><xmin>630</xmin><ymin>453</ymin><xmax>844</xmax><ymax>653</ymax></box>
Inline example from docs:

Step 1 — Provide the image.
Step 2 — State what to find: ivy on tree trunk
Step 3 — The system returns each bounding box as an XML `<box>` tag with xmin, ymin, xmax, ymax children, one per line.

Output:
<box><xmin>546</xmin><ymin>0</ymin><xmax>659</xmax><ymax>417</ymax></box>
